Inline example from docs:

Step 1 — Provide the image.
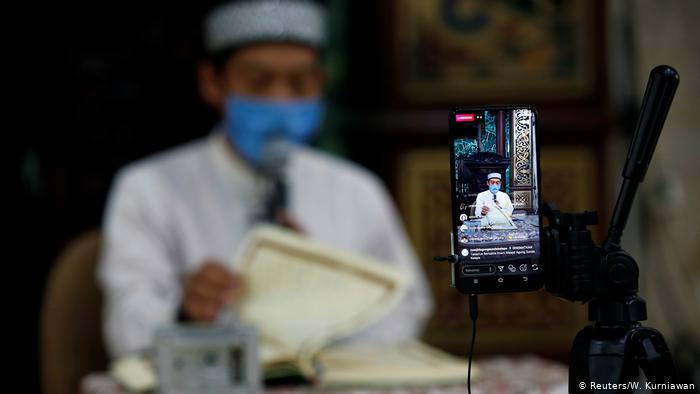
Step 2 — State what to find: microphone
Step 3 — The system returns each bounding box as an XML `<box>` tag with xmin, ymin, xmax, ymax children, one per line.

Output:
<box><xmin>259</xmin><ymin>139</ymin><xmax>293</xmax><ymax>223</ymax></box>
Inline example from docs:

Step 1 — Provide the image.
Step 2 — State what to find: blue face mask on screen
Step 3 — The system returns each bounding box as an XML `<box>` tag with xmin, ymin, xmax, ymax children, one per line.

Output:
<box><xmin>489</xmin><ymin>184</ymin><xmax>501</xmax><ymax>194</ymax></box>
<box><xmin>223</xmin><ymin>94</ymin><xmax>325</xmax><ymax>167</ymax></box>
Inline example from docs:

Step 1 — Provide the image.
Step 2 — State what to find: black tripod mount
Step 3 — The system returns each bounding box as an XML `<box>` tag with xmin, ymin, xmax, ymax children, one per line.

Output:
<box><xmin>543</xmin><ymin>65</ymin><xmax>680</xmax><ymax>393</ymax></box>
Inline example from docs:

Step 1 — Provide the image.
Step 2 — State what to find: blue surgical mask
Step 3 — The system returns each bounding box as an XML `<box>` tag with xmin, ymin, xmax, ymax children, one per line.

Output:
<box><xmin>223</xmin><ymin>94</ymin><xmax>324</xmax><ymax>167</ymax></box>
<box><xmin>489</xmin><ymin>184</ymin><xmax>500</xmax><ymax>194</ymax></box>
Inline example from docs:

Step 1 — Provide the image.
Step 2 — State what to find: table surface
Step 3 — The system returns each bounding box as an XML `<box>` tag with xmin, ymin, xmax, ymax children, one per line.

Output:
<box><xmin>82</xmin><ymin>355</ymin><xmax>569</xmax><ymax>394</ymax></box>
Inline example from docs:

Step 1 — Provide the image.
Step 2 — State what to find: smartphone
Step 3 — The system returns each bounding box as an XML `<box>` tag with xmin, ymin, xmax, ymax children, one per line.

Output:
<box><xmin>448</xmin><ymin>105</ymin><xmax>543</xmax><ymax>294</ymax></box>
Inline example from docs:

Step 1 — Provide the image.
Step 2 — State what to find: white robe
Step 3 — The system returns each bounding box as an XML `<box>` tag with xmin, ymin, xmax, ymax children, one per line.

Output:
<box><xmin>474</xmin><ymin>190</ymin><xmax>514</xmax><ymax>218</ymax></box>
<box><xmin>98</xmin><ymin>131</ymin><xmax>433</xmax><ymax>358</ymax></box>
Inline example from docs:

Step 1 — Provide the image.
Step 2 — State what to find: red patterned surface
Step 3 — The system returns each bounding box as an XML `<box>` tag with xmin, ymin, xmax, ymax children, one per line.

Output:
<box><xmin>81</xmin><ymin>355</ymin><xmax>568</xmax><ymax>394</ymax></box>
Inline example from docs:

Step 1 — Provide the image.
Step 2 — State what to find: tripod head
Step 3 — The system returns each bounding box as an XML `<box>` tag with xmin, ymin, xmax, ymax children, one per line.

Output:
<box><xmin>543</xmin><ymin>65</ymin><xmax>680</xmax><ymax>393</ymax></box>
<box><xmin>544</xmin><ymin>65</ymin><xmax>679</xmax><ymax>305</ymax></box>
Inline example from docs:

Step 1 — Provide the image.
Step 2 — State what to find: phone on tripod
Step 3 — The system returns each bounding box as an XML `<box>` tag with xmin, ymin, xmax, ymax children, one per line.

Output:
<box><xmin>448</xmin><ymin>105</ymin><xmax>543</xmax><ymax>294</ymax></box>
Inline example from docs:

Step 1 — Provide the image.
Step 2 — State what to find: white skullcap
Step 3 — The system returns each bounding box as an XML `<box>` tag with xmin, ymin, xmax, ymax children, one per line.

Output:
<box><xmin>204</xmin><ymin>0</ymin><xmax>327</xmax><ymax>53</ymax></box>
<box><xmin>487</xmin><ymin>172</ymin><xmax>502</xmax><ymax>180</ymax></box>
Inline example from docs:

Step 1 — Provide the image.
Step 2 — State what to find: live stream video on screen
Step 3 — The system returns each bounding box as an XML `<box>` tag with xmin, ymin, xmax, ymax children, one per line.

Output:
<box><xmin>452</xmin><ymin>108</ymin><xmax>540</xmax><ymax>262</ymax></box>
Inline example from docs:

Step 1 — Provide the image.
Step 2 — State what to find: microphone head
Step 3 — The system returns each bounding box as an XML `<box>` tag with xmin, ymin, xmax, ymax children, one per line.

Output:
<box><xmin>259</xmin><ymin>139</ymin><xmax>293</xmax><ymax>222</ymax></box>
<box><xmin>260</xmin><ymin>138</ymin><xmax>293</xmax><ymax>179</ymax></box>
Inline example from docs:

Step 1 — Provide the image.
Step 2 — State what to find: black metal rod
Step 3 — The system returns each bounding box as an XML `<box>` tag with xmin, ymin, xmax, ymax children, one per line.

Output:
<box><xmin>604</xmin><ymin>65</ymin><xmax>679</xmax><ymax>252</ymax></box>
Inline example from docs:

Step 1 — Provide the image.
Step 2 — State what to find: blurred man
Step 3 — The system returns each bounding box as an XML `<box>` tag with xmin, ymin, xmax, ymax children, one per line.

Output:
<box><xmin>98</xmin><ymin>0</ymin><xmax>432</xmax><ymax>358</ymax></box>
<box><xmin>474</xmin><ymin>172</ymin><xmax>513</xmax><ymax>218</ymax></box>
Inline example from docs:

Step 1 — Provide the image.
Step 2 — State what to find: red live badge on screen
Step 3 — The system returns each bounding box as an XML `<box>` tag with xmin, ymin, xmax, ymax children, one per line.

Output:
<box><xmin>455</xmin><ymin>114</ymin><xmax>475</xmax><ymax>122</ymax></box>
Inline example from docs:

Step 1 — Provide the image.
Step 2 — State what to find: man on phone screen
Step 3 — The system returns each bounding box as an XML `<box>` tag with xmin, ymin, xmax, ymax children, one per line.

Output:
<box><xmin>474</xmin><ymin>172</ymin><xmax>514</xmax><ymax>218</ymax></box>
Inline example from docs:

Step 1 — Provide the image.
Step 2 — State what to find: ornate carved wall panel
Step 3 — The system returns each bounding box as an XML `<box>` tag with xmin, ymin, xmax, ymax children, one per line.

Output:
<box><xmin>512</xmin><ymin>109</ymin><xmax>533</xmax><ymax>187</ymax></box>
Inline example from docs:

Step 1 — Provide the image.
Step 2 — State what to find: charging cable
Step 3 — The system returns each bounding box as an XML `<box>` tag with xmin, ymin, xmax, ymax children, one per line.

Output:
<box><xmin>433</xmin><ymin>255</ymin><xmax>479</xmax><ymax>393</ymax></box>
<box><xmin>467</xmin><ymin>294</ymin><xmax>478</xmax><ymax>394</ymax></box>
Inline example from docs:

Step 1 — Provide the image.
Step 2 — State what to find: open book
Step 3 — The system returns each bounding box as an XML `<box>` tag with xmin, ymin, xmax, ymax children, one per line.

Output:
<box><xmin>111</xmin><ymin>226</ymin><xmax>475</xmax><ymax>391</ymax></box>
<box><xmin>483</xmin><ymin>203</ymin><xmax>517</xmax><ymax>229</ymax></box>
<box><xmin>236</xmin><ymin>225</ymin><xmax>474</xmax><ymax>388</ymax></box>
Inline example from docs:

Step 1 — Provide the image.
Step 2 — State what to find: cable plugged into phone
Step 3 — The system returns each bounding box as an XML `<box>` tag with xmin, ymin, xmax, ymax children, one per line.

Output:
<box><xmin>434</xmin><ymin>255</ymin><xmax>478</xmax><ymax>394</ymax></box>
<box><xmin>467</xmin><ymin>294</ymin><xmax>478</xmax><ymax>394</ymax></box>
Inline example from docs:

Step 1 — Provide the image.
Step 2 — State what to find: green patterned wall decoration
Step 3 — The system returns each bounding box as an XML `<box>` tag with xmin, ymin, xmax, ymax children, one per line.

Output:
<box><xmin>316</xmin><ymin>0</ymin><xmax>348</xmax><ymax>157</ymax></box>
<box><xmin>454</xmin><ymin>138</ymin><xmax>477</xmax><ymax>159</ymax></box>
<box><xmin>454</xmin><ymin>137</ymin><xmax>477</xmax><ymax>179</ymax></box>
<box><xmin>481</xmin><ymin>111</ymin><xmax>497</xmax><ymax>153</ymax></box>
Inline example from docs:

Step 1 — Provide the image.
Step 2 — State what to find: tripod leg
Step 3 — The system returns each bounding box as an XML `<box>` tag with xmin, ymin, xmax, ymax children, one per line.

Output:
<box><xmin>570</xmin><ymin>326</ymin><xmax>592</xmax><ymax>393</ymax></box>
<box><xmin>588</xmin><ymin>329</ymin><xmax>631</xmax><ymax>392</ymax></box>
<box><xmin>571</xmin><ymin>325</ymin><xmax>644</xmax><ymax>393</ymax></box>
<box><xmin>631</xmin><ymin>327</ymin><xmax>677</xmax><ymax>391</ymax></box>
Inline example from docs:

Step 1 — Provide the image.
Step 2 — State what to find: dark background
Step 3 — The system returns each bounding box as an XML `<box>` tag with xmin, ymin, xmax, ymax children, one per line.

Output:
<box><xmin>15</xmin><ymin>3</ymin><xmax>220</xmax><ymax>392</ymax></box>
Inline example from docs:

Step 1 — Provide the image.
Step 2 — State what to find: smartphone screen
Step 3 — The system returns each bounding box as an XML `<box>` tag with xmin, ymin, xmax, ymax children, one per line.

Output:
<box><xmin>449</xmin><ymin>106</ymin><xmax>543</xmax><ymax>294</ymax></box>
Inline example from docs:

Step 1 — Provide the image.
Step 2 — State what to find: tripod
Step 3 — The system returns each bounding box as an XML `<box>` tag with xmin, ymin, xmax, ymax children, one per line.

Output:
<box><xmin>543</xmin><ymin>204</ymin><xmax>677</xmax><ymax>393</ymax></box>
<box><xmin>543</xmin><ymin>65</ymin><xmax>680</xmax><ymax>393</ymax></box>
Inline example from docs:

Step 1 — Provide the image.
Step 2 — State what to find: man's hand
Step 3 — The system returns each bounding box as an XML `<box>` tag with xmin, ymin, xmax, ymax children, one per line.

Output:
<box><xmin>481</xmin><ymin>206</ymin><xmax>490</xmax><ymax>215</ymax></box>
<box><xmin>275</xmin><ymin>209</ymin><xmax>305</xmax><ymax>233</ymax></box>
<box><xmin>182</xmin><ymin>261</ymin><xmax>245</xmax><ymax>322</ymax></box>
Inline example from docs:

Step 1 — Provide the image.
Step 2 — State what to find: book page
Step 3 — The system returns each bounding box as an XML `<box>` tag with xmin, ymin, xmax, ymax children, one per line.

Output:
<box><xmin>234</xmin><ymin>225</ymin><xmax>410</xmax><ymax>369</ymax></box>
<box><xmin>315</xmin><ymin>341</ymin><xmax>474</xmax><ymax>388</ymax></box>
<box><xmin>486</xmin><ymin>203</ymin><xmax>517</xmax><ymax>229</ymax></box>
